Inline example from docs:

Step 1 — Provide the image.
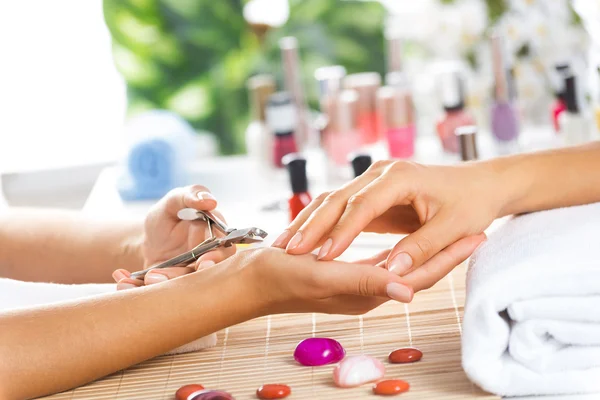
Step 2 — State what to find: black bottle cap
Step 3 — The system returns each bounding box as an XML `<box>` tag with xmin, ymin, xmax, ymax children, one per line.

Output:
<box><xmin>349</xmin><ymin>153</ymin><xmax>372</xmax><ymax>177</ymax></box>
<box><xmin>283</xmin><ymin>153</ymin><xmax>308</xmax><ymax>194</ymax></box>
<box><xmin>564</xmin><ymin>75</ymin><xmax>580</xmax><ymax>113</ymax></box>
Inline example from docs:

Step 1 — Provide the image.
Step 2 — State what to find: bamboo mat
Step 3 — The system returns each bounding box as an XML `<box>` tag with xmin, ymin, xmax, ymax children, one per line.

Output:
<box><xmin>41</xmin><ymin>249</ymin><xmax>497</xmax><ymax>400</ymax></box>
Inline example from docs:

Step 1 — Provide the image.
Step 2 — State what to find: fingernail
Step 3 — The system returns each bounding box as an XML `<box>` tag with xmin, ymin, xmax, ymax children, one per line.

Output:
<box><xmin>117</xmin><ymin>282</ymin><xmax>138</xmax><ymax>291</ymax></box>
<box><xmin>388</xmin><ymin>252</ymin><xmax>413</xmax><ymax>275</ymax></box>
<box><xmin>272</xmin><ymin>230</ymin><xmax>291</xmax><ymax>248</ymax></box>
<box><xmin>286</xmin><ymin>231</ymin><xmax>303</xmax><ymax>251</ymax></box>
<box><xmin>317</xmin><ymin>238</ymin><xmax>333</xmax><ymax>260</ymax></box>
<box><xmin>386</xmin><ymin>282</ymin><xmax>413</xmax><ymax>303</ymax></box>
<box><xmin>112</xmin><ymin>270</ymin><xmax>127</xmax><ymax>282</ymax></box>
<box><xmin>145</xmin><ymin>272</ymin><xmax>168</xmax><ymax>284</ymax></box>
<box><xmin>197</xmin><ymin>191</ymin><xmax>216</xmax><ymax>201</ymax></box>
<box><xmin>197</xmin><ymin>260</ymin><xmax>216</xmax><ymax>270</ymax></box>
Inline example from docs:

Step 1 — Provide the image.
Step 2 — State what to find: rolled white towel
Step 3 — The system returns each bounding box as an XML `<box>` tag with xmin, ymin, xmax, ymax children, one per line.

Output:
<box><xmin>0</xmin><ymin>278</ymin><xmax>217</xmax><ymax>355</ymax></box>
<box><xmin>462</xmin><ymin>202</ymin><xmax>600</xmax><ymax>397</ymax></box>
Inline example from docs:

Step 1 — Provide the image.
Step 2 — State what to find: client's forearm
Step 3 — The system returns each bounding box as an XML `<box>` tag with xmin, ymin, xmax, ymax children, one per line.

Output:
<box><xmin>487</xmin><ymin>142</ymin><xmax>600</xmax><ymax>217</ymax></box>
<box><xmin>0</xmin><ymin>208</ymin><xmax>144</xmax><ymax>283</ymax></box>
<box><xmin>0</xmin><ymin>264</ymin><xmax>260</xmax><ymax>400</ymax></box>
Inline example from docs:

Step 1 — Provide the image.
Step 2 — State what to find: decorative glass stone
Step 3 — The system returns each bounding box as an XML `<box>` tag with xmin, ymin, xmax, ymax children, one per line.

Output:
<box><xmin>373</xmin><ymin>379</ymin><xmax>410</xmax><ymax>395</ymax></box>
<box><xmin>388</xmin><ymin>347</ymin><xmax>423</xmax><ymax>364</ymax></box>
<box><xmin>333</xmin><ymin>355</ymin><xmax>385</xmax><ymax>388</ymax></box>
<box><xmin>175</xmin><ymin>384</ymin><xmax>205</xmax><ymax>400</ymax></box>
<box><xmin>256</xmin><ymin>384</ymin><xmax>291</xmax><ymax>399</ymax></box>
<box><xmin>189</xmin><ymin>389</ymin><xmax>234</xmax><ymax>400</ymax></box>
<box><xmin>293</xmin><ymin>337</ymin><xmax>345</xmax><ymax>366</ymax></box>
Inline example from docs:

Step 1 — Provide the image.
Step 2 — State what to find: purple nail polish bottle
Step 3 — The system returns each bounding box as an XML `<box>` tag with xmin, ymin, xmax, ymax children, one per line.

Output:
<box><xmin>490</xmin><ymin>34</ymin><xmax>519</xmax><ymax>146</ymax></box>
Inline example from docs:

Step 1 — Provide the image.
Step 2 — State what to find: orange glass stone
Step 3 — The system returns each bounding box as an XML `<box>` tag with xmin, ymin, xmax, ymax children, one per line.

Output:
<box><xmin>388</xmin><ymin>347</ymin><xmax>422</xmax><ymax>363</ymax></box>
<box><xmin>256</xmin><ymin>384</ymin><xmax>291</xmax><ymax>399</ymax></box>
<box><xmin>176</xmin><ymin>384</ymin><xmax>205</xmax><ymax>400</ymax></box>
<box><xmin>373</xmin><ymin>379</ymin><xmax>410</xmax><ymax>395</ymax></box>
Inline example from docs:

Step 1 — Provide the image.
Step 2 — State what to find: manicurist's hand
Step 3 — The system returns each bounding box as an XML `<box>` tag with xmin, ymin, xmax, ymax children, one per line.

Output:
<box><xmin>112</xmin><ymin>185</ymin><xmax>235</xmax><ymax>289</ymax></box>
<box><xmin>272</xmin><ymin>160</ymin><xmax>497</xmax><ymax>290</ymax></box>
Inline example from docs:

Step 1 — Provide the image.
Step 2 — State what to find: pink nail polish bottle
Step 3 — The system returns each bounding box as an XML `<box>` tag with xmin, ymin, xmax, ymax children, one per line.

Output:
<box><xmin>377</xmin><ymin>86</ymin><xmax>415</xmax><ymax>159</ymax></box>
<box><xmin>436</xmin><ymin>69</ymin><xmax>475</xmax><ymax>154</ymax></box>
<box><xmin>343</xmin><ymin>72</ymin><xmax>382</xmax><ymax>146</ymax></box>
<box><xmin>325</xmin><ymin>90</ymin><xmax>361</xmax><ymax>166</ymax></box>
<box><xmin>266</xmin><ymin>92</ymin><xmax>298</xmax><ymax>168</ymax></box>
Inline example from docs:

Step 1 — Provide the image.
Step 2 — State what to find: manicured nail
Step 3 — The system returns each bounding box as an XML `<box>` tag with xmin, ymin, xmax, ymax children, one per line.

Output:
<box><xmin>145</xmin><ymin>272</ymin><xmax>168</xmax><ymax>284</ymax></box>
<box><xmin>112</xmin><ymin>269</ymin><xmax>127</xmax><ymax>282</ymax></box>
<box><xmin>388</xmin><ymin>252</ymin><xmax>413</xmax><ymax>275</ymax></box>
<box><xmin>286</xmin><ymin>231</ymin><xmax>303</xmax><ymax>251</ymax></box>
<box><xmin>117</xmin><ymin>282</ymin><xmax>138</xmax><ymax>291</ymax></box>
<box><xmin>386</xmin><ymin>282</ymin><xmax>413</xmax><ymax>303</ymax></box>
<box><xmin>272</xmin><ymin>230</ymin><xmax>291</xmax><ymax>248</ymax></box>
<box><xmin>197</xmin><ymin>260</ymin><xmax>216</xmax><ymax>270</ymax></box>
<box><xmin>317</xmin><ymin>238</ymin><xmax>333</xmax><ymax>260</ymax></box>
<box><xmin>197</xmin><ymin>191</ymin><xmax>216</xmax><ymax>201</ymax></box>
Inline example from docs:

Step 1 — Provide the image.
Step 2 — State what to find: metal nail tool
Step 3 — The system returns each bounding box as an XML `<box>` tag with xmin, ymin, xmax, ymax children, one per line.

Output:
<box><xmin>130</xmin><ymin>209</ymin><xmax>268</xmax><ymax>280</ymax></box>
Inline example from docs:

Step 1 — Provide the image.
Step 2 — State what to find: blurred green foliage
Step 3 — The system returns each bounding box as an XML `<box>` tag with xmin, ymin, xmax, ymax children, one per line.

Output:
<box><xmin>103</xmin><ymin>0</ymin><xmax>386</xmax><ymax>154</ymax></box>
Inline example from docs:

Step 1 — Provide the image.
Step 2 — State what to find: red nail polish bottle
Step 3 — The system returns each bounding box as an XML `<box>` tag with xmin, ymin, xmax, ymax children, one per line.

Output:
<box><xmin>283</xmin><ymin>153</ymin><xmax>312</xmax><ymax>222</ymax></box>
<box><xmin>266</xmin><ymin>92</ymin><xmax>298</xmax><ymax>168</ymax></box>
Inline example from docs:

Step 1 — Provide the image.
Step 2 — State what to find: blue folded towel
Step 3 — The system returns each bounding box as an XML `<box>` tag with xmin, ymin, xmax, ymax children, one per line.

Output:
<box><xmin>117</xmin><ymin>110</ymin><xmax>195</xmax><ymax>201</ymax></box>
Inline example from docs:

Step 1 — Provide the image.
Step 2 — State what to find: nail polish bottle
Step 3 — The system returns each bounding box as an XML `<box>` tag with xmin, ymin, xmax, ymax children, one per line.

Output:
<box><xmin>344</xmin><ymin>72</ymin><xmax>381</xmax><ymax>145</ymax></box>
<box><xmin>349</xmin><ymin>153</ymin><xmax>372</xmax><ymax>178</ymax></box>
<box><xmin>266</xmin><ymin>92</ymin><xmax>298</xmax><ymax>168</ymax></box>
<box><xmin>283</xmin><ymin>154</ymin><xmax>312</xmax><ymax>222</ymax></box>
<box><xmin>551</xmin><ymin>63</ymin><xmax>570</xmax><ymax>133</ymax></box>
<box><xmin>455</xmin><ymin>125</ymin><xmax>478</xmax><ymax>161</ymax></box>
<box><xmin>314</xmin><ymin>65</ymin><xmax>347</xmax><ymax>155</ymax></box>
<box><xmin>325</xmin><ymin>90</ymin><xmax>361</xmax><ymax>166</ymax></box>
<box><xmin>246</xmin><ymin>74</ymin><xmax>275</xmax><ymax>170</ymax></box>
<box><xmin>490</xmin><ymin>34</ymin><xmax>519</xmax><ymax>145</ymax></box>
<box><xmin>559</xmin><ymin>74</ymin><xmax>592</xmax><ymax>145</ymax></box>
<box><xmin>280</xmin><ymin>37</ymin><xmax>312</xmax><ymax>150</ymax></box>
<box><xmin>377</xmin><ymin>86</ymin><xmax>415</xmax><ymax>158</ymax></box>
<box><xmin>436</xmin><ymin>69</ymin><xmax>475</xmax><ymax>153</ymax></box>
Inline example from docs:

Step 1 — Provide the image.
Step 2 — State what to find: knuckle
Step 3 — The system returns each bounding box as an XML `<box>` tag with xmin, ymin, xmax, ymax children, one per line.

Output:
<box><xmin>323</xmin><ymin>191</ymin><xmax>343</xmax><ymax>205</ymax></box>
<box><xmin>371</xmin><ymin>160</ymin><xmax>390</xmax><ymax>171</ymax></box>
<box><xmin>347</xmin><ymin>194</ymin><xmax>376</xmax><ymax>219</ymax></box>
<box><xmin>315</xmin><ymin>191</ymin><xmax>330</xmax><ymax>203</ymax></box>
<box><xmin>414</xmin><ymin>235</ymin><xmax>434</xmax><ymax>260</ymax></box>
<box><xmin>357</xmin><ymin>274</ymin><xmax>374</xmax><ymax>297</ymax></box>
<box><xmin>187</xmin><ymin>184</ymin><xmax>209</xmax><ymax>194</ymax></box>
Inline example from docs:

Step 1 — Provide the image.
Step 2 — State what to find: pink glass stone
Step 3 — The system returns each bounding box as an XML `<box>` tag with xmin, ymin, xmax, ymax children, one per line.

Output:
<box><xmin>333</xmin><ymin>355</ymin><xmax>385</xmax><ymax>388</ymax></box>
<box><xmin>293</xmin><ymin>338</ymin><xmax>345</xmax><ymax>366</ymax></box>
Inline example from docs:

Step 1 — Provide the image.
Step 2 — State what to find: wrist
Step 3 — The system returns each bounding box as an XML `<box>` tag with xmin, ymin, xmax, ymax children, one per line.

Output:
<box><xmin>480</xmin><ymin>155</ymin><xmax>530</xmax><ymax>218</ymax></box>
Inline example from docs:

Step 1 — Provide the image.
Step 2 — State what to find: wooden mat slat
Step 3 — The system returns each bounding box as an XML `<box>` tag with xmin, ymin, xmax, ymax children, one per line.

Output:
<box><xmin>41</xmin><ymin>261</ymin><xmax>497</xmax><ymax>400</ymax></box>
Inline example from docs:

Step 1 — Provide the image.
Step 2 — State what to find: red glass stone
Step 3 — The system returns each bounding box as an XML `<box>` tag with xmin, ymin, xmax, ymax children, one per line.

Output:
<box><xmin>373</xmin><ymin>379</ymin><xmax>410</xmax><ymax>395</ymax></box>
<box><xmin>175</xmin><ymin>384</ymin><xmax>205</xmax><ymax>400</ymax></box>
<box><xmin>256</xmin><ymin>384</ymin><xmax>291</xmax><ymax>399</ymax></box>
<box><xmin>388</xmin><ymin>347</ymin><xmax>423</xmax><ymax>363</ymax></box>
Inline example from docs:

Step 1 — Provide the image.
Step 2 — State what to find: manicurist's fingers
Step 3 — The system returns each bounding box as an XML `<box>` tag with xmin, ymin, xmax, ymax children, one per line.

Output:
<box><xmin>385</xmin><ymin>211</ymin><xmax>465</xmax><ymax>275</ymax></box>
<box><xmin>315</xmin><ymin>176</ymin><xmax>412</xmax><ymax>261</ymax></box>
<box><xmin>144</xmin><ymin>266</ymin><xmax>194</xmax><ymax>285</ymax></box>
<box><xmin>163</xmin><ymin>184</ymin><xmax>217</xmax><ymax>218</ymax></box>
<box><xmin>283</xmin><ymin>171</ymin><xmax>382</xmax><ymax>254</ymax></box>
<box><xmin>271</xmin><ymin>191</ymin><xmax>329</xmax><ymax>248</ymax></box>
<box><xmin>402</xmin><ymin>233</ymin><xmax>486</xmax><ymax>292</ymax></box>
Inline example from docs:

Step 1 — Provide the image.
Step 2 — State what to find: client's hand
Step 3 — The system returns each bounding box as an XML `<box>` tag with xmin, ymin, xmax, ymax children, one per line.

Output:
<box><xmin>113</xmin><ymin>185</ymin><xmax>235</xmax><ymax>289</ymax></box>
<box><xmin>238</xmin><ymin>234</ymin><xmax>483</xmax><ymax>314</ymax></box>
<box><xmin>272</xmin><ymin>160</ymin><xmax>495</xmax><ymax>291</ymax></box>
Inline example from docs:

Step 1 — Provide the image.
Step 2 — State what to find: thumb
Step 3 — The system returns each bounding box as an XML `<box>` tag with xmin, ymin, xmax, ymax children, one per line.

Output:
<box><xmin>386</xmin><ymin>211</ymin><xmax>462</xmax><ymax>275</ymax></box>
<box><xmin>315</xmin><ymin>261</ymin><xmax>414</xmax><ymax>303</ymax></box>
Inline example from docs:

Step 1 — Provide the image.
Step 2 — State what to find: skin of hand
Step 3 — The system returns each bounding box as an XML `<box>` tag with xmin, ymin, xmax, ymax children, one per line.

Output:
<box><xmin>272</xmin><ymin>160</ymin><xmax>497</xmax><ymax>289</ymax></box>
<box><xmin>0</xmin><ymin>231</ymin><xmax>483</xmax><ymax>399</ymax></box>
<box><xmin>112</xmin><ymin>185</ymin><xmax>235</xmax><ymax>289</ymax></box>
